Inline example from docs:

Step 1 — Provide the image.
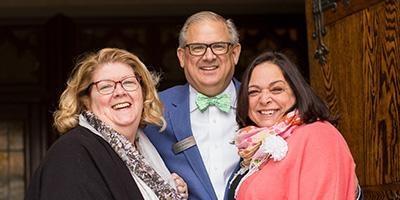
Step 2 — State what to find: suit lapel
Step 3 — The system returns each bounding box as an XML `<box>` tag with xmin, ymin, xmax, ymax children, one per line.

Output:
<box><xmin>167</xmin><ymin>84</ymin><xmax>217</xmax><ymax>199</ymax></box>
<box><xmin>233</xmin><ymin>78</ymin><xmax>240</xmax><ymax>91</ymax></box>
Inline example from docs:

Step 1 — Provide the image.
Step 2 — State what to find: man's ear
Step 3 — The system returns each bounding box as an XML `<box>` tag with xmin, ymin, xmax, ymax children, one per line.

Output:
<box><xmin>231</xmin><ymin>44</ymin><xmax>241</xmax><ymax>65</ymax></box>
<box><xmin>177</xmin><ymin>48</ymin><xmax>185</xmax><ymax>69</ymax></box>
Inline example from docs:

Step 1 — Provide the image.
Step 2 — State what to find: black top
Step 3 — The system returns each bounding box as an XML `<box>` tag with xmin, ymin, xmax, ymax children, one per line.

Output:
<box><xmin>25</xmin><ymin>126</ymin><xmax>144</xmax><ymax>200</ymax></box>
<box><xmin>227</xmin><ymin>169</ymin><xmax>248</xmax><ymax>200</ymax></box>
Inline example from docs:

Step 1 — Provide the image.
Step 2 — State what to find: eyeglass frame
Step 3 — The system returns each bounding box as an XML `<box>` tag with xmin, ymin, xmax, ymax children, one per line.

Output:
<box><xmin>88</xmin><ymin>74</ymin><xmax>142</xmax><ymax>95</ymax></box>
<box><xmin>183</xmin><ymin>42</ymin><xmax>234</xmax><ymax>56</ymax></box>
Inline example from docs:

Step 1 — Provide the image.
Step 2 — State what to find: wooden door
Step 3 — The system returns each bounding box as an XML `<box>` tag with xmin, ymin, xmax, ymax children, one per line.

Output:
<box><xmin>306</xmin><ymin>0</ymin><xmax>399</xmax><ymax>198</ymax></box>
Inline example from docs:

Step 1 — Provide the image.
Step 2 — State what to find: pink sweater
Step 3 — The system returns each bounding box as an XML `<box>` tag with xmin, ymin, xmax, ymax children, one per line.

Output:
<box><xmin>236</xmin><ymin>121</ymin><xmax>356</xmax><ymax>200</ymax></box>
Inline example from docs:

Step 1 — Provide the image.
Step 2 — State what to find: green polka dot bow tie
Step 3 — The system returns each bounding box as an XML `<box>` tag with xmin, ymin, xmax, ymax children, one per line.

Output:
<box><xmin>196</xmin><ymin>93</ymin><xmax>231</xmax><ymax>113</ymax></box>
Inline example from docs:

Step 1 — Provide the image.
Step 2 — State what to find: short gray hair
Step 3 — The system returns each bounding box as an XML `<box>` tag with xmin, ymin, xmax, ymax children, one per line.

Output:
<box><xmin>178</xmin><ymin>11</ymin><xmax>239</xmax><ymax>47</ymax></box>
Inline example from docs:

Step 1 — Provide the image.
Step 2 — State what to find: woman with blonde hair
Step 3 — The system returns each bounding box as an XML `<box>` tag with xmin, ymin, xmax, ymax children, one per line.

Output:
<box><xmin>26</xmin><ymin>48</ymin><xmax>187</xmax><ymax>200</ymax></box>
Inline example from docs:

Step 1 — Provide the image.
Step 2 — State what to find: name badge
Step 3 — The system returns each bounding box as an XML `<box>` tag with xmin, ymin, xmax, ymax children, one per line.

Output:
<box><xmin>173</xmin><ymin>136</ymin><xmax>196</xmax><ymax>154</ymax></box>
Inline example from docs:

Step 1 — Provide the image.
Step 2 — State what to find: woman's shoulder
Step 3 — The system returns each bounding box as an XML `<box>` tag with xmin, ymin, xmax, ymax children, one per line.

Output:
<box><xmin>45</xmin><ymin>126</ymin><xmax>104</xmax><ymax>160</ymax></box>
<box><xmin>289</xmin><ymin>121</ymin><xmax>354</xmax><ymax>163</ymax></box>
<box><xmin>27</xmin><ymin>126</ymin><xmax>135</xmax><ymax>200</ymax></box>
<box><xmin>297</xmin><ymin>120</ymin><xmax>336</xmax><ymax>131</ymax></box>
<box><xmin>52</xmin><ymin>126</ymin><xmax>97</xmax><ymax>145</ymax></box>
<box><xmin>296</xmin><ymin>121</ymin><xmax>339</xmax><ymax>137</ymax></box>
<box><xmin>292</xmin><ymin>121</ymin><xmax>347</xmax><ymax>147</ymax></box>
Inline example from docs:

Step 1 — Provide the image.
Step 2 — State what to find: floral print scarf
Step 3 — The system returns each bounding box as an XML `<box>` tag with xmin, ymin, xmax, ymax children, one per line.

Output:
<box><xmin>230</xmin><ymin>109</ymin><xmax>302</xmax><ymax>197</ymax></box>
<box><xmin>82</xmin><ymin>111</ymin><xmax>182</xmax><ymax>200</ymax></box>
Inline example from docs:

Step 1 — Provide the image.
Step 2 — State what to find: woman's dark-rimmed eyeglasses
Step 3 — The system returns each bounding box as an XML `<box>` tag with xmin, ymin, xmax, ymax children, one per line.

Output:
<box><xmin>90</xmin><ymin>75</ymin><xmax>141</xmax><ymax>95</ymax></box>
<box><xmin>184</xmin><ymin>42</ymin><xmax>233</xmax><ymax>56</ymax></box>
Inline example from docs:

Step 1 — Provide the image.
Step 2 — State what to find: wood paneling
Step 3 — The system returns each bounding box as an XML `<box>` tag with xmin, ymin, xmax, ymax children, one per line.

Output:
<box><xmin>363</xmin><ymin>0</ymin><xmax>400</xmax><ymax>189</ymax></box>
<box><xmin>306</xmin><ymin>0</ymin><xmax>400</xmax><ymax>198</ymax></box>
<box><xmin>323</xmin><ymin>0</ymin><xmax>382</xmax><ymax>25</ymax></box>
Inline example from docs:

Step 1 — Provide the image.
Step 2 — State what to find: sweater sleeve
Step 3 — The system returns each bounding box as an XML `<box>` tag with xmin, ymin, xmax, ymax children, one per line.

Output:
<box><xmin>297</xmin><ymin>122</ymin><xmax>356</xmax><ymax>200</ymax></box>
<box><xmin>26</xmin><ymin>133</ymin><xmax>114</xmax><ymax>200</ymax></box>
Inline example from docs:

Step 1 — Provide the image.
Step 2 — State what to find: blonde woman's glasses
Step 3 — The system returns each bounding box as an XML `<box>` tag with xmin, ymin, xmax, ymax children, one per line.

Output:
<box><xmin>90</xmin><ymin>75</ymin><xmax>141</xmax><ymax>95</ymax></box>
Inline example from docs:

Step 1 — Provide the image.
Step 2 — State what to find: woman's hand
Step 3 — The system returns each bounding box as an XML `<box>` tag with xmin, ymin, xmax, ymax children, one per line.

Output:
<box><xmin>171</xmin><ymin>173</ymin><xmax>188</xmax><ymax>200</ymax></box>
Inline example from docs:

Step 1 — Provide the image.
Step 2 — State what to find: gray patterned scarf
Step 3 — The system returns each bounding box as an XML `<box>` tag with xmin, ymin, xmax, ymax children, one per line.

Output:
<box><xmin>82</xmin><ymin>111</ymin><xmax>182</xmax><ymax>200</ymax></box>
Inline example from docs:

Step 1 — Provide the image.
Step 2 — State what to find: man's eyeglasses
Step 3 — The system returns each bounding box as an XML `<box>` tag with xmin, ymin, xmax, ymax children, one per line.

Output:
<box><xmin>90</xmin><ymin>75</ymin><xmax>141</xmax><ymax>95</ymax></box>
<box><xmin>184</xmin><ymin>42</ymin><xmax>233</xmax><ymax>56</ymax></box>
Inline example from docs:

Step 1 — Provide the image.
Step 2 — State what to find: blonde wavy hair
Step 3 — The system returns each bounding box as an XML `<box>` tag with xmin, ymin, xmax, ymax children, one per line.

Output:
<box><xmin>53</xmin><ymin>48</ymin><xmax>166</xmax><ymax>134</ymax></box>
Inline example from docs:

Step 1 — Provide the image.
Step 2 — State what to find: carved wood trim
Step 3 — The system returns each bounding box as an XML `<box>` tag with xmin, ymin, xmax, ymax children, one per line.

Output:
<box><xmin>324</xmin><ymin>0</ymin><xmax>384</xmax><ymax>25</ymax></box>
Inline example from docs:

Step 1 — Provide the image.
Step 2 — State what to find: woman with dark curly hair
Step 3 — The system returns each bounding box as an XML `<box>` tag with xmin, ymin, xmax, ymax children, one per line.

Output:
<box><xmin>228</xmin><ymin>51</ymin><xmax>361</xmax><ymax>200</ymax></box>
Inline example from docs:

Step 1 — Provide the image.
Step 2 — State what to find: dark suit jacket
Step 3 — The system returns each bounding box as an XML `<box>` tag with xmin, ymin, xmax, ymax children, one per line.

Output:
<box><xmin>144</xmin><ymin>80</ymin><xmax>240</xmax><ymax>200</ymax></box>
<box><xmin>25</xmin><ymin>126</ymin><xmax>143</xmax><ymax>200</ymax></box>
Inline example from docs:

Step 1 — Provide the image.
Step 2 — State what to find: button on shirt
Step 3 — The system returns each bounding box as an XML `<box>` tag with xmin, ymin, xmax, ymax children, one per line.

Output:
<box><xmin>189</xmin><ymin>81</ymin><xmax>240</xmax><ymax>200</ymax></box>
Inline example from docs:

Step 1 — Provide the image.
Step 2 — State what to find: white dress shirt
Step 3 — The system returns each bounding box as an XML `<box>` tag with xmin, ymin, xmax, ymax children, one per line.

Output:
<box><xmin>189</xmin><ymin>81</ymin><xmax>240</xmax><ymax>200</ymax></box>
